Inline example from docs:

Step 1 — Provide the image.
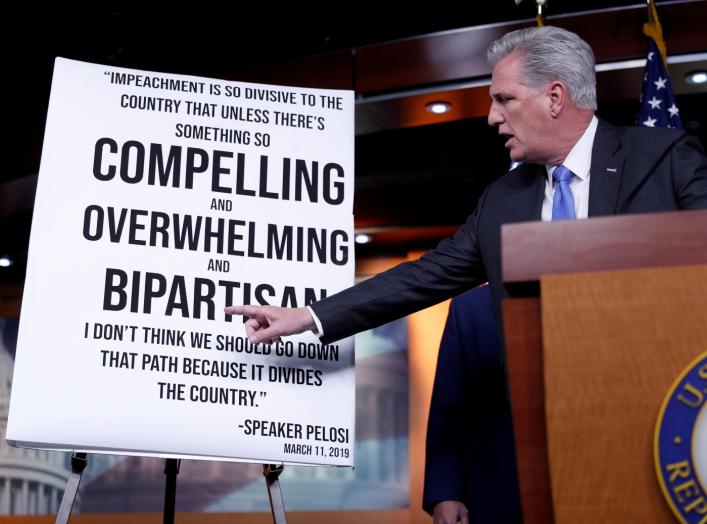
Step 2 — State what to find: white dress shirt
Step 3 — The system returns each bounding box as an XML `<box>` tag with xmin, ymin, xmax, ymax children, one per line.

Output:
<box><xmin>308</xmin><ymin>304</ymin><xmax>325</xmax><ymax>336</ymax></box>
<box><xmin>541</xmin><ymin>115</ymin><xmax>598</xmax><ymax>221</ymax></box>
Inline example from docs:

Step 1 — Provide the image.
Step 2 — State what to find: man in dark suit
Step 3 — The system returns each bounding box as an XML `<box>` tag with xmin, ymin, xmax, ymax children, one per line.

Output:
<box><xmin>423</xmin><ymin>285</ymin><xmax>520</xmax><ymax>524</ymax></box>
<box><xmin>225</xmin><ymin>25</ymin><xmax>707</xmax><ymax>343</ymax></box>
<box><xmin>225</xmin><ymin>24</ymin><xmax>707</xmax><ymax>524</ymax></box>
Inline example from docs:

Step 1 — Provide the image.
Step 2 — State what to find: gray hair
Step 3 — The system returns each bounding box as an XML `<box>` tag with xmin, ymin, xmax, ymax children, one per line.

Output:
<box><xmin>487</xmin><ymin>26</ymin><xmax>597</xmax><ymax>111</ymax></box>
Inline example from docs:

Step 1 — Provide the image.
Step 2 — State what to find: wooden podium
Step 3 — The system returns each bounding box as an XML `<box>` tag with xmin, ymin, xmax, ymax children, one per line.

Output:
<box><xmin>500</xmin><ymin>209</ymin><xmax>707</xmax><ymax>524</ymax></box>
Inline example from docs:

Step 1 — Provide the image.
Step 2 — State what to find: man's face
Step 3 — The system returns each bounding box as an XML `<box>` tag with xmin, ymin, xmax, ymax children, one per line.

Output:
<box><xmin>487</xmin><ymin>52</ymin><xmax>554</xmax><ymax>163</ymax></box>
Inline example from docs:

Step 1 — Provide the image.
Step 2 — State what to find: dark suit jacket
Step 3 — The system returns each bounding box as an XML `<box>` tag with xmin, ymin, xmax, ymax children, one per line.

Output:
<box><xmin>311</xmin><ymin>120</ymin><xmax>707</xmax><ymax>343</ymax></box>
<box><xmin>422</xmin><ymin>284</ymin><xmax>521</xmax><ymax>524</ymax></box>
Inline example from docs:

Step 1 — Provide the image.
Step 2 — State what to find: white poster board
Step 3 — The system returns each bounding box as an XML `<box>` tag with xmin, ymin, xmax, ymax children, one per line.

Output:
<box><xmin>6</xmin><ymin>58</ymin><xmax>355</xmax><ymax>467</ymax></box>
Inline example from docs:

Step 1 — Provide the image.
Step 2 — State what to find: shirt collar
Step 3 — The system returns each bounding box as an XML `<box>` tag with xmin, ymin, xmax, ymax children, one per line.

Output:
<box><xmin>546</xmin><ymin>115</ymin><xmax>598</xmax><ymax>181</ymax></box>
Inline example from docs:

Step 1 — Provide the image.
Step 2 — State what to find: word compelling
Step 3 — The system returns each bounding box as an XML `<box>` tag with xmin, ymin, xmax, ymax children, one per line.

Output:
<box><xmin>93</xmin><ymin>139</ymin><xmax>345</xmax><ymax>205</ymax></box>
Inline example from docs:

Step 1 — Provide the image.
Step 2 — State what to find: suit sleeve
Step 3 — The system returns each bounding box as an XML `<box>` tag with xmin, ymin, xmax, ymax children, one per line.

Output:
<box><xmin>671</xmin><ymin>134</ymin><xmax>707</xmax><ymax>209</ymax></box>
<box><xmin>310</xmin><ymin>190</ymin><xmax>489</xmax><ymax>344</ymax></box>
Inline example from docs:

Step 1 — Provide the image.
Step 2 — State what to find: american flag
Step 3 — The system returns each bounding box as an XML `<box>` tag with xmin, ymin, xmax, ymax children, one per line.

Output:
<box><xmin>637</xmin><ymin>39</ymin><xmax>682</xmax><ymax>129</ymax></box>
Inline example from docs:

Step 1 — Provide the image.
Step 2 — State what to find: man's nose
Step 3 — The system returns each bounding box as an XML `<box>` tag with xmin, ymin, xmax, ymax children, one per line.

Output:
<box><xmin>487</xmin><ymin>106</ymin><xmax>503</xmax><ymax>127</ymax></box>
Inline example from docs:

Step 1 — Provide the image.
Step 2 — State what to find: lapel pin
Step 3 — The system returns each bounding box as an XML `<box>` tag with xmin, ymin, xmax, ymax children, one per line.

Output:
<box><xmin>606</xmin><ymin>167</ymin><xmax>618</xmax><ymax>172</ymax></box>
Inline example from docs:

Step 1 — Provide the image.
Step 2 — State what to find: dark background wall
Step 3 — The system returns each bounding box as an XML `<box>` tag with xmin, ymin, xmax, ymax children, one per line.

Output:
<box><xmin>1</xmin><ymin>1</ymin><xmax>706</xmax><ymax>308</ymax></box>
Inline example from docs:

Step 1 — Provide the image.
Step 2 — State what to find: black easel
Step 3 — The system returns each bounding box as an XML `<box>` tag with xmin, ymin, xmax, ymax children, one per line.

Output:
<box><xmin>55</xmin><ymin>452</ymin><xmax>87</xmax><ymax>524</ymax></box>
<box><xmin>263</xmin><ymin>464</ymin><xmax>287</xmax><ymax>523</ymax></box>
<box><xmin>163</xmin><ymin>459</ymin><xmax>180</xmax><ymax>524</ymax></box>
<box><xmin>55</xmin><ymin>454</ymin><xmax>288</xmax><ymax>523</ymax></box>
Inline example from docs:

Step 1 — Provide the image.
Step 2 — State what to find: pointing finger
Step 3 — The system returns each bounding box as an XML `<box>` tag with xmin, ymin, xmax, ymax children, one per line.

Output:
<box><xmin>224</xmin><ymin>305</ymin><xmax>264</xmax><ymax>318</ymax></box>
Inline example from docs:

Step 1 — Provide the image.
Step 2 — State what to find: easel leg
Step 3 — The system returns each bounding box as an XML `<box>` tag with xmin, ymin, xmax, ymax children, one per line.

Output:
<box><xmin>163</xmin><ymin>459</ymin><xmax>181</xmax><ymax>524</ymax></box>
<box><xmin>263</xmin><ymin>464</ymin><xmax>287</xmax><ymax>524</ymax></box>
<box><xmin>55</xmin><ymin>452</ymin><xmax>88</xmax><ymax>524</ymax></box>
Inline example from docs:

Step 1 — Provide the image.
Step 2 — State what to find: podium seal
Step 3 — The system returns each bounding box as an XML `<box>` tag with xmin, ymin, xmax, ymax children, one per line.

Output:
<box><xmin>655</xmin><ymin>351</ymin><xmax>707</xmax><ymax>523</ymax></box>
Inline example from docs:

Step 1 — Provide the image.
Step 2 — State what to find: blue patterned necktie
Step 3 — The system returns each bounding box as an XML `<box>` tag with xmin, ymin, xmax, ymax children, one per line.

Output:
<box><xmin>552</xmin><ymin>165</ymin><xmax>576</xmax><ymax>220</ymax></box>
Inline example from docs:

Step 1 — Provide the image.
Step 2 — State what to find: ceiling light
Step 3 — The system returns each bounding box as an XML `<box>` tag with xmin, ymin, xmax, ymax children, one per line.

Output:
<box><xmin>355</xmin><ymin>234</ymin><xmax>371</xmax><ymax>244</ymax></box>
<box><xmin>0</xmin><ymin>256</ymin><xmax>12</xmax><ymax>268</ymax></box>
<box><xmin>426</xmin><ymin>101</ymin><xmax>452</xmax><ymax>114</ymax></box>
<box><xmin>686</xmin><ymin>71</ymin><xmax>707</xmax><ymax>85</ymax></box>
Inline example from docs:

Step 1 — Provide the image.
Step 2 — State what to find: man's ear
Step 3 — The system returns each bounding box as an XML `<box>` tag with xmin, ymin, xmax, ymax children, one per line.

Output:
<box><xmin>547</xmin><ymin>81</ymin><xmax>567</xmax><ymax>118</ymax></box>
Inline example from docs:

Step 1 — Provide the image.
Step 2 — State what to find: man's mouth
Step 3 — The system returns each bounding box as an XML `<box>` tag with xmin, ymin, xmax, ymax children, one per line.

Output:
<box><xmin>502</xmin><ymin>134</ymin><xmax>515</xmax><ymax>148</ymax></box>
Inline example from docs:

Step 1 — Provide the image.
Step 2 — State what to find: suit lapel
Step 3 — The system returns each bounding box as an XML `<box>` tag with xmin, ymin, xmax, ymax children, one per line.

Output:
<box><xmin>588</xmin><ymin>119</ymin><xmax>625</xmax><ymax>217</ymax></box>
<box><xmin>504</xmin><ymin>163</ymin><xmax>545</xmax><ymax>222</ymax></box>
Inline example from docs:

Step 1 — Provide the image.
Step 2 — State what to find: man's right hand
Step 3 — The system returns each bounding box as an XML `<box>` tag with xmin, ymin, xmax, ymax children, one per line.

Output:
<box><xmin>224</xmin><ymin>305</ymin><xmax>316</xmax><ymax>344</ymax></box>
<box><xmin>432</xmin><ymin>500</ymin><xmax>469</xmax><ymax>524</ymax></box>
